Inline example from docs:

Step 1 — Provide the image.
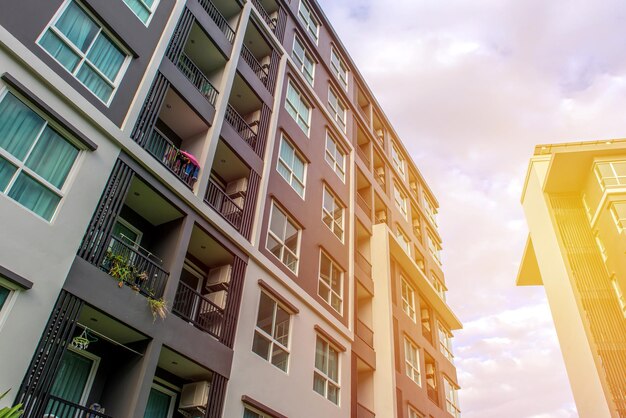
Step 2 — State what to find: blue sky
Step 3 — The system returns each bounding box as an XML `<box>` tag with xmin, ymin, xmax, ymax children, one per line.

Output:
<box><xmin>316</xmin><ymin>0</ymin><xmax>626</xmax><ymax>416</ymax></box>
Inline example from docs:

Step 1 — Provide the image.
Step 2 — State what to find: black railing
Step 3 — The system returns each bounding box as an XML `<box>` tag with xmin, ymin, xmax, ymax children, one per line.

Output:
<box><xmin>177</xmin><ymin>53</ymin><xmax>219</xmax><ymax>106</ymax></box>
<box><xmin>101</xmin><ymin>236</ymin><xmax>169</xmax><ymax>298</ymax></box>
<box><xmin>204</xmin><ymin>180</ymin><xmax>243</xmax><ymax>230</ymax></box>
<box><xmin>45</xmin><ymin>396</ymin><xmax>113</xmax><ymax>418</ymax></box>
<box><xmin>225</xmin><ymin>105</ymin><xmax>258</xmax><ymax>151</ymax></box>
<box><xmin>198</xmin><ymin>0</ymin><xmax>235</xmax><ymax>43</ymax></box>
<box><xmin>251</xmin><ymin>0</ymin><xmax>277</xmax><ymax>30</ymax></box>
<box><xmin>145</xmin><ymin>130</ymin><xmax>199</xmax><ymax>189</ymax></box>
<box><xmin>240</xmin><ymin>44</ymin><xmax>269</xmax><ymax>87</ymax></box>
<box><xmin>173</xmin><ymin>281</ymin><xmax>224</xmax><ymax>338</ymax></box>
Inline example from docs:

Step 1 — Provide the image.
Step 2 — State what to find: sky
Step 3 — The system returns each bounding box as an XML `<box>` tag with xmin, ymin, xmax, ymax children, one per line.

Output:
<box><xmin>315</xmin><ymin>1</ymin><xmax>626</xmax><ymax>417</ymax></box>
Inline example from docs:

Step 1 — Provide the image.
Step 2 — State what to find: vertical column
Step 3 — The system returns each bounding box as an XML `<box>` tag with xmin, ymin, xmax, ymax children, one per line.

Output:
<box><xmin>220</xmin><ymin>256</ymin><xmax>247</xmax><ymax>348</ymax></box>
<box><xmin>267</xmin><ymin>49</ymin><xmax>281</xmax><ymax>95</ymax></box>
<box><xmin>165</xmin><ymin>8</ymin><xmax>195</xmax><ymax>64</ymax></box>
<box><xmin>130</xmin><ymin>73</ymin><xmax>170</xmax><ymax>147</ymax></box>
<box><xmin>241</xmin><ymin>170</ymin><xmax>261</xmax><ymax>240</ymax></box>
<box><xmin>205</xmin><ymin>373</ymin><xmax>228</xmax><ymax>418</ymax></box>
<box><xmin>274</xmin><ymin>6</ymin><xmax>287</xmax><ymax>42</ymax></box>
<box><xmin>255</xmin><ymin>103</ymin><xmax>272</xmax><ymax>158</ymax></box>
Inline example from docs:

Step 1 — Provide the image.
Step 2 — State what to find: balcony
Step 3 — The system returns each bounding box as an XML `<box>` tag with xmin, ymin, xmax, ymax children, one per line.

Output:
<box><xmin>145</xmin><ymin>129</ymin><xmax>200</xmax><ymax>189</ymax></box>
<box><xmin>46</xmin><ymin>396</ymin><xmax>112</xmax><ymax>418</ymax></box>
<box><xmin>240</xmin><ymin>22</ymin><xmax>279</xmax><ymax>94</ymax></box>
<box><xmin>198</xmin><ymin>0</ymin><xmax>236</xmax><ymax>43</ymax></box>
<box><xmin>177</xmin><ymin>52</ymin><xmax>219</xmax><ymax>106</ymax></box>
<box><xmin>355</xmin><ymin>250</ymin><xmax>372</xmax><ymax>280</ymax></box>
<box><xmin>225</xmin><ymin>104</ymin><xmax>258</xmax><ymax>152</ymax></box>
<box><xmin>357</xmin><ymin>192</ymin><xmax>371</xmax><ymax>217</ymax></box>
<box><xmin>173</xmin><ymin>281</ymin><xmax>224</xmax><ymax>338</ymax></box>
<box><xmin>356</xmin><ymin>403</ymin><xmax>375</xmax><ymax>418</ymax></box>
<box><xmin>241</xmin><ymin>44</ymin><xmax>269</xmax><ymax>87</ymax></box>
<box><xmin>205</xmin><ymin>179</ymin><xmax>244</xmax><ymax>230</ymax></box>
<box><xmin>356</xmin><ymin>319</ymin><xmax>374</xmax><ymax>348</ymax></box>
<box><xmin>425</xmin><ymin>353</ymin><xmax>439</xmax><ymax>405</ymax></box>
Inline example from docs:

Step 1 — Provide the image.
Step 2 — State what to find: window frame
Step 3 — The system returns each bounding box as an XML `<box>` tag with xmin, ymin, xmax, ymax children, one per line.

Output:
<box><xmin>297</xmin><ymin>0</ymin><xmax>320</xmax><ymax>44</ymax></box>
<box><xmin>609</xmin><ymin>201</ymin><xmax>626</xmax><ymax>232</ymax></box>
<box><xmin>292</xmin><ymin>35</ymin><xmax>315</xmax><ymax>86</ymax></box>
<box><xmin>0</xmin><ymin>89</ymin><xmax>83</xmax><ymax>222</ymax></box>
<box><xmin>443</xmin><ymin>377</ymin><xmax>461</xmax><ymax>418</ymax></box>
<box><xmin>285</xmin><ymin>80</ymin><xmax>312</xmax><ymax>136</ymax></box>
<box><xmin>0</xmin><ymin>280</ymin><xmax>17</xmax><ymax>332</ymax></box>
<box><xmin>401</xmin><ymin>277</ymin><xmax>417</xmax><ymax>323</ymax></box>
<box><xmin>313</xmin><ymin>335</ymin><xmax>341</xmax><ymax>405</ymax></box>
<box><xmin>391</xmin><ymin>143</ymin><xmax>406</xmax><ymax>178</ymax></box>
<box><xmin>404</xmin><ymin>336</ymin><xmax>421</xmax><ymax>386</ymax></box>
<box><xmin>327</xmin><ymin>87</ymin><xmax>347</xmax><ymax>132</ymax></box>
<box><xmin>423</xmin><ymin>194</ymin><xmax>438</xmax><ymax>225</ymax></box>
<box><xmin>122</xmin><ymin>0</ymin><xmax>160</xmax><ymax>26</ymax></box>
<box><xmin>266</xmin><ymin>201</ymin><xmax>302</xmax><ymax>274</ymax></box>
<box><xmin>276</xmin><ymin>134</ymin><xmax>307</xmax><ymax>198</ymax></box>
<box><xmin>324</xmin><ymin>131</ymin><xmax>346</xmax><ymax>182</ymax></box>
<box><xmin>37</xmin><ymin>0</ymin><xmax>132</xmax><ymax>106</ymax></box>
<box><xmin>595</xmin><ymin>161</ymin><xmax>626</xmax><ymax>190</ymax></box>
<box><xmin>318</xmin><ymin>250</ymin><xmax>344</xmax><ymax>314</ymax></box>
<box><xmin>396</xmin><ymin>226</ymin><xmax>411</xmax><ymax>256</ymax></box>
<box><xmin>330</xmin><ymin>47</ymin><xmax>349</xmax><ymax>90</ymax></box>
<box><xmin>322</xmin><ymin>185</ymin><xmax>345</xmax><ymax>241</ymax></box>
<box><xmin>252</xmin><ymin>291</ymin><xmax>292</xmax><ymax>372</ymax></box>
<box><xmin>427</xmin><ymin>232</ymin><xmax>441</xmax><ymax>264</ymax></box>
<box><xmin>408</xmin><ymin>406</ymin><xmax>424</xmax><ymax>418</ymax></box>
<box><xmin>147</xmin><ymin>382</ymin><xmax>177</xmax><ymax>418</ymax></box>
<box><xmin>393</xmin><ymin>183</ymin><xmax>408</xmax><ymax>220</ymax></box>
<box><xmin>438</xmin><ymin>322</ymin><xmax>454</xmax><ymax>362</ymax></box>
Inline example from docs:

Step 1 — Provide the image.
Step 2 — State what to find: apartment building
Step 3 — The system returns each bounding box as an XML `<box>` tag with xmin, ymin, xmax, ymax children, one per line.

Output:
<box><xmin>517</xmin><ymin>141</ymin><xmax>626</xmax><ymax>418</ymax></box>
<box><xmin>0</xmin><ymin>0</ymin><xmax>462</xmax><ymax>417</ymax></box>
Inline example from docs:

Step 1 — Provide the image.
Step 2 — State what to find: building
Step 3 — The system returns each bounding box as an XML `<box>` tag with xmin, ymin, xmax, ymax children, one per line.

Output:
<box><xmin>0</xmin><ymin>0</ymin><xmax>462</xmax><ymax>417</ymax></box>
<box><xmin>517</xmin><ymin>141</ymin><xmax>626</xmax><ymax>418</ymax></box>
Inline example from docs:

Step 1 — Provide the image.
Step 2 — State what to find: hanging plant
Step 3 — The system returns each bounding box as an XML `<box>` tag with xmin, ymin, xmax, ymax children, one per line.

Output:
<box><xmin>0</xmin><ymin>390</ymin><xmax>24</xmax><ymax>418</ymax></box>
<box><xmin>147</xmin><ymin>297</ymin><xmax>168</xmax><ymax>321</ymax></box>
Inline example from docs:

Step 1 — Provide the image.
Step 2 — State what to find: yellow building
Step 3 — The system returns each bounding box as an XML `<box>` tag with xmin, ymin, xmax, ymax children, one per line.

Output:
<box><xmin>517</xmin><ymin>140</ymin><xmax>626</xmax><ymax>418</ymax></box>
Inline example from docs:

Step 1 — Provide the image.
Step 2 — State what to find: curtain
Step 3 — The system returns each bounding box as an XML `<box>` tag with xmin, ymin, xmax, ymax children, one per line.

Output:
<box><xmin>0</xmin><ymin>287</ymin><xmax>9</xmax><ymax>310</ymax></box>
<box><xmin>0</xmin><ymin>93</ymin><xmax>45</xmax><ymax>161</ymax></box>
<box><xmin>0</xmin><ymin>158</ymin><xmax>17</xmax><ymax>192</ymax></box>
<box><xmin>123</xmin><ymin>0</ymin><xmax>151</xmax><ymax>23</ymax></box>
<box><xmin>55</xmin><ymin>1</ymin><xmax>98</xmax><ymax>52</ymax></box>
<box><xmin>86</xmin><ymin>34</ymin><xmax>125</xmax><ymax>82</ymax></box>
<box><xmin>143</xmin><ymin>388</ymin><xmax>171</xmax><ymax>418</ymax></box>
<box><xmin>77</xmin><ymin>65</ymin><xmax>113</xmax><ymax>102</ymax></box>
<box><xmin>45</xmin><ymin>350</ymin><xmax>94</xmax><ymax>417</ymax></box>
<box><xmin>39</xmin><ymin>31</ymin><xmax>80</xmax><ymax>72</ymax></box>
<box><xmin>26</xmin><ymin>127</ymin><xmax>79</xmax><ymax>189</ymax></box>
<box><xmin>8</xmin><ymin>174</ymin><xmax>60</xmax><ymax>220</ymax></box>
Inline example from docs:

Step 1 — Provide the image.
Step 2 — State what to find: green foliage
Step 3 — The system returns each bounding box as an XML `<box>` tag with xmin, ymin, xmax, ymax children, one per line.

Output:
<box><xmin>147</xmin><ymin>297</ymin><xmax>168</xmax><ymax>321</ymax></box>
<box><xmin>0</xmin><ymin>390</ymin><xmax>24</xmax><ymax>418</ymax></box>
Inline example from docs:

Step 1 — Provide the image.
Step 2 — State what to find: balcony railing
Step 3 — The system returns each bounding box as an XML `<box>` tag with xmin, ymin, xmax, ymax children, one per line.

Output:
<box><xmin>357</xmin><ymin>146</ymin><xmax>371</xmax><ymax>166</ymax></box>
<box><xmin>356</xmin><ymin>192</ymin><xmax>371</xmax><ymax>217</ymax></box>
<box><xmin>356</xmin><ymin>403</ymin><xmax>375</xmax><ymax>418</ymax></box>
<box><xmin>205</xmin><ymin>179</ymin><xmax>244</xmax><ymax>230</ymax></box>
<box><xmin>225</xmin><ymin>104</ymin><xmax>258</xmax><ymax>151</ymax></box>
<box><xmin>422</xmin><ymin>324</ymin><xmax>433</xmax><ymax>345</ymax></box>
<box><xmin>177</xmin><ymin>53</ymin><xmax>219</xmax><ymax>106</ymax></box>
<box><xmin>102</xmin><ymin>236</ymin><xmax>169</xmax><ymax>298</ymax></box>
<box><xmin>356</xmin><ymin>319</ymin><xmax>374</xmax><ymax>348</ymax></box>
<box><xmin>145</xmin><ymin>130</ymin><xmax>199</xmax><ymax>189</ymax></box>
<box><xmin>427</xmin><ymin>384</ymin><xmax>439</xmax><ymax>405</ymax></box>
<box><xmin>355</xmin><ymin>250</ymin><xmax>372</xmax><ymax>279</ymax></box>
<box><xmin>240</xmin><ymin>44</ymin><xmax>269</xmax><ymax>88</ymax></box>
<box><xmin>251</xmin><ymin>0</ymin><xmax>277</xmax><ymax>30</ymax></box>
<box><xmin>198</xmin><ymin>0</ymin><xmax>235</xmax><ymax>43</ymax></box>
<box><xmin>46</xmin><ymin>395</ymin><xmax>113</xmax><ymax>418</ymax></box>
<box><xmin>173</xmin><ymin>281</ymin><xmax>224</xmax><ymax>338</ymax></box>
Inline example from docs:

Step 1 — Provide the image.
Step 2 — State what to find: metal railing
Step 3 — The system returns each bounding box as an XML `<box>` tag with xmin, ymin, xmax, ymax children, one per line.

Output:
<box><xmin>198</xmin><ymin>0</ymin><xmax>235</xmax><ymax>43</ymax></box>
<box><xmin>145</xmin><ymin>130</ymin><xmax>198</xmax><ymax>189</ymax></box>
<box><xmin>356</xmin><ymin>192</ymin><xmax>371</xmax><ymax>217</ymax></box>
<box><xmin>101</xmin><ymin>236</ymin><xmax>169</xmax><ymax>298</ymax></box>
<box><xmin>45</xmin><ymin>396</ymin><xmax>113</xmax><ymax>418</ymax></box>
<box><xmin>177</xmin><ymin>53</ymin><xmax>219</xmax><ymax>106</ymax></box>
<box><xmin>422</xmin><ymin>323</ymin><xmax>433</xmax><ymax>345</ymax></box>
<box><xmin>172</xmin><ymin>281</ymin><xmax>224</xmax><ymax>338</ymax></box>
<box><xmin>251</xmin><ymin>0</ymin><xmax>277</xmax><ymax>30</ymax></box>
<box><xmin>240</xmin><ymin>44</ymin><xmax>269</xmax><ymax>87</ymax></box>
<box><xmin>356</xmin><ymin>403</ymin><xmax>375</xmax><ymax>418</ymax></box>
<box><xmin>355</xmin><ymin>251</ymin><xmax>372</xmax><ymax>278</ymax></box>
<box><xmin>356</xmin><ymin>319</ymin><xmax>374</xmax><ymax>348</ymax></box>
<box><xmin>427</xmin><ymin>384</ymin><xmax>439</xmax><ymax>404</ymax></box>
<box><xmin>204</xmin><ymin>179</ymin><xmax>244</xmax><ymax>230</ymax></box>
<box><xmin>225</xmin><ymin>104</ymin><xmax>258</xmax><ymax>150</ymax></box>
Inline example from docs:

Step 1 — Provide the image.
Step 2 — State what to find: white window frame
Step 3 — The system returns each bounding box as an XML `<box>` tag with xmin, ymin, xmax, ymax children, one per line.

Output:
<box><xmin>292</xmin><ymin>35</ymin><xmax>315</xmax><ymax>86</ymax></box>
<box><xmin>595</xmin><ymin>161</ymin><xmax>626</xmax><ymax>190</ymax></box>
<box><xmin>443</xmin><ymin>377</ymin><xmax>461</xmax><ymax>418</ymax></box>
<box><xmin>37</xmin><ymin>0</ymin><xmax>132</xmax><ymax>105</ymax></box>
<box><xmin>408</xmin><ymin>406</ymin><xmax>424</xmax><ymax>418</ymax></box>
<box><xmin>391</xmin><ymin>143</ymin><xmax>406</xmax><ymax>178</ymax></box>
<box><xmin>318</xmin><ymin>251</ymin><xmax>344</xmax><ymax>314</ymax></box>
<box><xmin>276</xmin><ymin>134</ymin><xmax>307</xmax><ymax>198</ymax></box>
<box><xmin>148</xmin><ymin>382</ymin><xmax>177</xmax><ymax>418</ymax></box>
<box><xmin>298</xmin><ymin>0</ymin><xmax>320</xmax><ymax>44</ymax></box>
<box><xmin>423</xmin><ymin>194</ymin><xmax>438</xmax><ymax>226</ymax></box>
<box><xmin>113</xmin><ymin>216</ymin><xmax>143</xmax><ymax>248</ymax></box>
<box><xmin>427</xmin><ymin>232</ymin><xmax>442</xmax><ymax>264</ymax></box>
<box><xmin>330</xmin><ymin>48</ymin><xmax>348</xmax><ymax>90</ymax></box>
<box><xmin>65</xmin><ymin>344</ymin><xmax>101</xmax><ymax>407</ymax></box>
<box><xmin>285</xmin><ymin>80</ymin><xmax>311</xmax><ymax>136</ymax></box>
<box><xmin>266</xmin><ymin>202</ymin><xmax>301</xmax><ymax>274</ymax></box>
<box><xmin>252</xmin><ymin>291</ymin><xmax>292</xmax><ymax>372</ymax></box>
<box><xmin>610</xmin><ymin>201</ymin><xmax>626</xmax><ymax>232</ymax></box>
<box><xmin>123</xmin><ymin>0</ymin><xmax>160</xmax><ymax>25</ymax></box>
<box><xmin>327</xmin><ymin>87</ymin><xmax>347</xmax><ymax>132</ymax></box>
<box><xmin>404</xmin><ymin>336</ymin><xmax>421</xmax><ymax>386</ymax></box>
<box><xmin>594</xmin><ymin>230</ymin><xmax>608</xmax><ymax>262</ymax></box>
<box><xmin>322</xmin><ymin>185</ymin><xmax>344</xmax><ymax>241</ymax></box>
<box><xmin>0</xmin><ymin>279</ymin><xmax>18</xmax><ymax>333</ymax></box>
<box><xmin>396</xmin><ymin>226</ymin><xmax>411</xmax><ymax>256</ymax></box>
<box><xmin>611</xmin><ymin>275</ymin><xmax>626</xmax><ymax>317</ymax></box>
<box><xmin>0</xmin><ymin>90</ymin><xmax>83</xmax><ymax>222</ymax></box>
<box><xmin>432</xmin><ymin>272</ymin><xmax>446</xmax><ymax>301</ymax></box>
<box><xmin>401</xmin><ymin>277</ymin><xmax>417</xmax><ymax>323</ymax></box>
<box><xmin>438</xmin><ymin>322</ymin><xmax>454</xmax><ymax>362</ymax></box>
<box><xmin>324</xmin><ymin>131</ymin><xmax>346</xmax><ymax>182</ymax></box>
<box><xmin>313</xmin><ymin>335</ymin><xmax>341</xmax><ymax>405</ymax></box>
<box><xmin>244</xmin><ymin>405</ymin><xmax>271</xmax><ymax>418</ymax></box>
<box><xmin>393</xmin><ymin>183</ymin><xmax>408</xmax><ymax>220</ymax></box>
<box><xmin>582</xmin><ymin>193</ymin><xmax>592</xmax><ymax>221</ymax></box>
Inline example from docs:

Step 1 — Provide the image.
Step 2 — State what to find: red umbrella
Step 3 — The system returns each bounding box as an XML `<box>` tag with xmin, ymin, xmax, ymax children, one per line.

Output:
<box><xmin>180</xmin><ymin>150</ymin><xmax>199</xmax><ymax>166</ymax></box>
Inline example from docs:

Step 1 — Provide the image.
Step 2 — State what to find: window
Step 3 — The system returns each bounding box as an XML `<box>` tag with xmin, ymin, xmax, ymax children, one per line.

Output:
<box><xmin>443</xmin><ymin>377</ymin><xmax>461</xmax><ymax>418</ymax></box>
<box><xmin>322</xmin><ymin>186</ymin><xmax>344</xmax><ymax>241</ymax></box>
<box><xmin>277</xmin><ymin>135</ymin><xmax>306</xmax><ymax>197</ymax></box>
<box><xmin>244</xmin><ymin>407</ymin><xmax>269</xmax><ymax>418</ymax></box>
<box><xmin>123</xmin><ymin>0</ymin><xmax>159</xmax><ymax>24</ymax></box>
<box><xmin>394</xmin><ymin>184</ymin><xmax>408</xmax><ymax>220</ymax></box>
<box><xmin>396</xmin><ymin>227</ymin><xmax>411</xmax><ymax>256</ymax></box>
<box><xmin>327</xmin><ymin>88</ymin><xmax>347</xmax><ymax>132</ymax></box>
<box><xmin>438</xmin><ymin>322</ymin><xmax>454</xmax><ymax>362</ymax></box>
<box><xmin>285</xmin><ymin>81</ymin><xmax>311</xmax><ymax>135</ymax></box>
<box><xmin>611</xmin><ymin>276</ymin><xmax>626</xmax><ymax>317</ymax></box>
<box><xmin>252</xmin><ymin>292</ymin><xmax>291</xmax><ymax>372</ymax></box>
<box><xmin>427</xmin><ymin>233</ymin><xmax>441</xmax><ymax>264</ymax></box>
<box><xmin>408</xmin><ymin>406</ymin><xmax>424</xmax><ymax>418</ymax></box>
<box><xmin>145</xmin><ymin>383</ymin><xmax>177</xmax><ymax>418</ymax></box>
<box><xmin>404</xmin><ymin>337</ymin><xmax>421</xmax><ymax>386</ymax></box>
<box><xmin>610</xmin><ymin>201</ymin><xmax>626</xmax><ymax>232</ymax></box>
<box><xmin>423</xmin><ymin>194</ymin><xmax>438</xmax><ymax>225</ymax></box>
<box><xmin>0</xmin><ymin>92</ymin><xmax>80</xmax><ymax>221</ymax></box>
<box><xmin>594</xmin><ymin>231</ymin><xmax>608</xmax><ymax>262</ymax></box>
<box><xmin>582</xmin><ymin>193</ymin><xmax>592</xmax><ymax>221</ymax></box>
<box><xmin>47</xmin><ymin>348</ymin><xmax>99</xmax><ymax>411</ymax></box>
<box><xmin>595</xmin><ymin>161</ymin><xmax>626</xmax><ymax>190</ymax></box>
<box><xmin>330</xmin><ymin>48</ymin><xmax>348</xmax><ymax>90</ymax></box>
<box><xmin>298</xmin><ymin>0</ymin><xmax>319</xmax><ymax>43</ymax></box>
<box><xmin>318</xmin><ymin>251</ymin><xmax>343</xmax><ymax>313</ymax></box>
<box><xmin>267</xmin><ymin>202</ymin><xmax>301</xmax><ymax>273</ymax></box>
<box><xmin>325</xmin><ymin>132</ymin><xmax>346</xmax><ymax>181</ymax></box>
<box><xmin>313</xmin><ymin>336</ymin><xmax>340</xmax><ymax>404</ymax></box>
<box><xmin>0</xmin><ymin>286</ymin><xmax>10</xmax><ymax>312</ymax></box>
<box><xmin>38</xmin><ymin>1</ymin><xmax>130</xmax><ymax>104</ymax></box>
<box><xmin>391</xmin><ymin>143</ymin><xmax>405</xmax><ymax>178</ymax></box>
<box><xmin>432</xmin><ymin>273</ymin><xmax>446</xmax><ymax>301</ymax></box>
<box><xmin>292</xmin><ymin>36</ymin><xmax>315</xmax><ymax>86</ymax></box>
<box><xmin>401</xmin><ymin>277</ymin><xmax>417</xmax><ymax>323</ymax></box>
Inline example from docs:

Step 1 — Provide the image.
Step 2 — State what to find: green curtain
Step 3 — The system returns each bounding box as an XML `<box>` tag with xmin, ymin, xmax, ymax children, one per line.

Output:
<box><xmin>0</xmin><ymin>158</ymin><xmax>17</xmax><ymax>192</ymax></box>
<box><xmin>8</xmin><ymin>174</ymin><xmax>61</xmax><ymax>220</ymax></box>
<box><xmin>46</xmin><ymin>350</ymin><xmax>93</xmax><ymax>417</ymax></box>
<box><xmin>123</xmin><ymin>0</ymin><xmax>151</xmax><ymax>23</ymax></box>
<box><xmin>86</xmin><ymin>34</ymin><xmax>125</xmax><ymax>81</ymax></box>
<box><xmin>55</xmin><ymin>2</ymin><xmax>98</xmax><ymax>52</ymax></box>
<box><xmin>0</xmin><ymin>93</ymin><xmax>45</xmax><ymax>160</ymax></box>
<box><xmin>143</xmin><ymin>387</ymin><xmax>171</xmax><ymax>418</ymax></box>
<box><xmin>0</xmin><ymin>287</ymin><xmax>9</xmax><ymax>310</ymax></box>
<box><xmin>26</xmin><ymin>127</ymin><xmax>79</xmax><ymax>189</ymax></box>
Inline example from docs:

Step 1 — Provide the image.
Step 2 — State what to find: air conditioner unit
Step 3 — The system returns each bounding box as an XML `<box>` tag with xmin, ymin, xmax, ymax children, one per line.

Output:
<box><xmin>376</xmin><ymin>210</ymin><xmax>387</xmax><ymax>223</ymax></box>
<box><xmin>230</xmin><ymin>196</ymin><xmax>245</xmax><ymax>210</ymax></box>
<box><xmin>412</xmin><ymin>218</ymin><xmax>421</xmax><ymax>229</ymax></box>
<box><xmin>375</xmin><ymin>167</ymin><xmax>385</xmax><ymax>179</ymax></box>
<box><xmin>206</xmin><ymin>265</ymin><xmax>232</xmax><ymax>288</ymax></box>
<box><xmin>410</xmin><ymin>181</ymin><xmax>417</xmax><ymax>193</ymax></box>
<box><xmin>375</xmin><ymin>129</ymin><xmax>384</xmax><ymax>139</ymax></box>
<box><xmin>180</xmin><ymin>381</ymin><xmax>210</xmax><ymax>410</ymax></box>
<box><xmin>421</xmin><ymin>308</ymin><xmax>430</xmax><ymax>322</ymax></box>
<box><xmin>225</xmin><ymin>177</ymin><xmax>248</xmax><ymax>196</ymax></box>
<box><xmin>207</xmin><ymin>290</ymin><xmax>228</xmax><ymax>309</ymax></box>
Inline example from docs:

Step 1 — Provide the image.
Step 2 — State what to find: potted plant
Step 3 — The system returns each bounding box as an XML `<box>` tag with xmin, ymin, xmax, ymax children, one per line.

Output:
<box><xmin>147</xmin><ymin>297</ymin><xmax>168</xmax><ymax>321</ymax></box>
<box><xmin>0</xmin><ymin>390</ymin><xmax>23</xmax><ymax>418</ymax></box>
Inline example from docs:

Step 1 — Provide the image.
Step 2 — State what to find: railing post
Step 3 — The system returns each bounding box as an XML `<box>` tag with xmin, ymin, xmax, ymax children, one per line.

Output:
<box><xmin>165</xmin><ymin>8</ymin><xmax>194</xmax><ymax>64</ymax></box>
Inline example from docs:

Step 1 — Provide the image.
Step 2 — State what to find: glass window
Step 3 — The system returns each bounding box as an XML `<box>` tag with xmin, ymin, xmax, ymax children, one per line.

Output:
<box><xmin>423</xmin><ymin>194</ymin><xmax>438</xmax><ymax>225</ymax></box>
<box><xmin>394</xmin><ymin>184</ymin><xmax>408</xmax><ymax>220</ymax></box>
<box><xmin>0</xmin><ymin>286</ymin><xmax>11</xmax><ymax>312</ymax></box>
<box><xmin>330</xmin><ymin>48</ymin><xmax>348</xmax><ymax>90</ymax></box>
<box><xmin>318</xmin><ymin>251</ymin><xmax>343</xmax><ymax>314</ymax></box>
<box><xmin>285</xmin><ymin>81</ymin><xmax>311</xmax><ymax>135</ymax></box>
<box><xmin>401</xmin><ymin>278</ymin><xmax>416</xmax><ymax>323</ymax></box>
<box><xmin>277</xmin><ymin>135</ymin><xmax>306</xmax><ymax>197</ymax></box>
<box><xmin>611</xmin><ymin>276</ymin><xmax>626</xmax><ymax>317</ymax></box>
<box><xmin>328</xmin><ymin>88</ymin><xmax>346</xmax><ymax>132</ymax></box>
<box><xmin>438</xmin><ymin>322</ymin><xmax>454</xmax><ymax>362</ymax></box>
<box><xmin>595</xmin><ymin>161</ymin><xmax>626</xmax><ymax>190</ymax></box>
<box><xmin>432</xmin><ymin>272</ymin><xmax>446</xmax><ymax>301</ymax></box>
<box><xmin>408</xmin><ymin>407</ymin><xmax>424</xmax><ymax>418</ymax></box>
<box><xmin>404</xmin><ymin>337</ymin><xmax>421</xmax><ymax>385</ymax></box>
<box><xmin>144</xmin><ymin>385</ymin><xmax>175</xmax><ymax>418</ymax></box>
<box><xmin>266</xmin><ymin>202</ymin><xmax>301</xmax><ymax>273</ymax></box>
<box><xmin>313</xmin><ymin>336</ymin><xmax>340</xmax><ymax>404</ymax></box>
<box><xmin>292</xmin><ymin>36</ymin><xmax>315</xmax><ymax>86</ymax></box>
<box><xmin>322</xmin><ymin>186</ymin><xmax>344</xmax><ymax>241</ymax></box>
<box><xmin>427</xmin><ymin>233</ymin><xmax>441</xmax><ymax>264</ymax></box>
<box><xmin>391</xmin><ymin>143</ymin><xmax>405</xmax><ymax>178</ymax></box>
<box><xmin>443</xmin><ymin>377</ymin><xmax>461</xmax><ymax>418</ymax></box>
<box><xmin>46</xmin><ymin>349</ymin><xmax>97</xmax><ymax>413</ymax></box>
<box><xmin>38</xmin><ymin>1</ymin><xmax>129</xmax><ymax>103</ymax></box>
<box><xmin>252</xmin><ymin>292</ymin><xmax>291</xmax><ymax>372</ymax></box>
<box><xmin>0</xmin><ymin>92</ymin><xmax>80</xmax><ymax>221</ymax></box>
<box><xmin>610</xmin><ymin>201</ymin><xmax>626</xmax><ymax>232</ymax></box>
<box><xmin>298</xmin><ymin>0</ymin><xmax>319</xmax><ymax>43</ymax></box>
<box><xmin>123</xmin><ymin>0</ymin><xmax>159</xmax><ymax>24</ymax></box>
<box><xmin>396</xmin><ymin>227</ymin><xmax>411</xmax><ymax>256</ymax></box>
<box><xmin>244</xmin><ymin>407</ymin><xmax>269</xmax><ymax>418</ymax></box>
<box><xmin>324</xmin><ymin>132</ymin><xmax>346</xmax><ymax>181</ymax></box>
